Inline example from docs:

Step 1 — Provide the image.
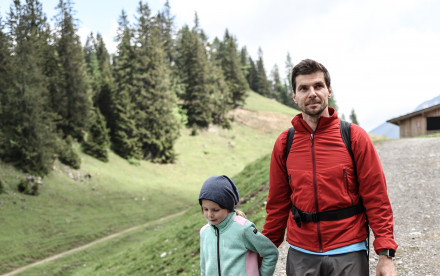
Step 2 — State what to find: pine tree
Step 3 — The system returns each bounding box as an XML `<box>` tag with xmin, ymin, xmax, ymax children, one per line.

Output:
<box><xmin>84</xmin><ymin>33</ymin><xmax>101</xmax><ymax>100</ymax></box>
<box><xmin>2</xmin><ymin>0</ymin><xmax>58</xmax><ymax>175</ymax></box>
<box><xmin>93</xmin><ymin>33</ymin><xmax>115</xmax><ymax>129</ymax></box>
<box><xmin>53</xmin><ymin>0</ymin><xmax>91</xmax><ymax>141</ymax></box>
<box><xmin>350</xmin><ymin>108</ymin><xmax>359</xmax><ymax>125</ymax></box>
<box><xmin>206</xmin><ymin>35</ymin><xmax>232</xmax><ymax>128</ymax></box>
<box><xmin>156</xmin><ymin>0</ymin><xmax>175</xmax><ymax>65</ymax></box>
<box><xmin>112</xmin><ymin>10</ymin><xmax>141</xmax><ymax>159</ymax></box>
<box><xmin>175</xmin><ymin>17</ymin><xmax>213</xmax><ymax>129</ymax></box>
<box><xmin>214</xmin><ymin>30</ymin><xmax>249</xmax><ymax>107</ymax></box>
<box><xmin>133</xmin><ymin>1</ymin><xmax>179</xmax><ymax>162</ymax></box>
<box><xmin>255</xmin><ymin>47</ymin><xmax>271</xmax><ymax>97</ymax></box>
<box><xmin>247</xmin><ymin>57</ymin><xmax>258</xmax><ymax>92</ymax></box>
<box><xmin>270</xmin><ymin>64</ymin><xmax>286</xmax><ymax>102</ymax></box>
<box><xmin>82</xmin><ymin>108</ymin><xmax>110</xmax><ymax>162</ymax></box>
<box><xmin>0</xmin><ymin>15</ymin><xmax>13</xmax><ymax>157</ymax></box>
<box><xmin>283</xmin><ymin>52</ymin><xmax>299</xmax><ymax>109</ymax></box>
<box><xmin>239</xmin><ymin>46</ymin><xmax>251</xmax><ymax>81</ymax></box>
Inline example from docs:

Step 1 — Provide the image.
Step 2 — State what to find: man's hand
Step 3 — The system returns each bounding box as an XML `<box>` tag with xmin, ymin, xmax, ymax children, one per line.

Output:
<box><xmin>376</xmin><ymin>255</ymin><xmax>396</xmax><ymax>276</ymax></box>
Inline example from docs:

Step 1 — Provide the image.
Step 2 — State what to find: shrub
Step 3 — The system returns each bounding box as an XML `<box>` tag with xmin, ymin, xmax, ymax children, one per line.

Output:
<box><xmin>17</xmin><ymin>177</ymin><xmax>40</xmax><ymax>196</ymax></box>
<box><xmin>0</xmin><ymin>179</ymin><xmax>4</xmax><ymax>194</ymax></box>
<box><xmin>57</xmin><ymin>136</ymin><xmax>81</xmax><ymax>169</ymax></box>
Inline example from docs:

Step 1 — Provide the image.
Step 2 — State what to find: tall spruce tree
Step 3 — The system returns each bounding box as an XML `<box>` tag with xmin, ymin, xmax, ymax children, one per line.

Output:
<box><xmin>247</xmin><ymin>57</ymin><xmax>258</xmax><ymax>92</ymax></box>
<box><xmin>82</xmin><ymin>108</ymin><xmax>109</xmax><ymax>162</ymax></box>
<box><xmin>2</xmin><ymin>0</ymin><xmax>58</xmax><ymax>175</ymax></box>
<box><xmin>270</xmin><ymin>64</ymin><xmax>286</xmax><ymax>103</ymax></box>
<box><xmin>214</xmin><ymin>30</ymin><xmax>249</xmax><ymax>107</ymax></box>
<box><xmin>175</xmin><ymin>17</ymin><xmax>213</xmax><ymax>129</ymax></box>
<box><xmin>255</xmin><ymin>47</ymin><xmax>271</xmax><ymax>97</ymax></box>
<box><xmin>350</xmin><ymin>108</ymin><xmax>359</xmax><ymax>125</ymax></box>
<box><xmin>133</xmin><ymin>1</ymin><xmax>179</xmax><ymax>162</ymax></box>
<box><xmin>112</xmin><ymin>10</ymin><xmax>141</xmax><ymax>159</ymax></box>
<box><xmin>156</xmin><ymin>0</ymin><xmax>174</xmax><ymax>65</ymax></box>
<box><xmin>206</xmin><ymin>34</ymin><xmax>232</xmax><ymax>128</ymax></box>
<box><xmin>284</xmin><ymin>53</ymin><xmax>299</xmax><ymax>109</ymax></box>
<box><xmin>239</xmin><ymin>46</ymin><xmax>251</xmax><ymax>81</ymax></box>
<box><xmin>53</xmin><ymin>0</ymin><xmax>91</xmax><ymax>141</ymax></box>
<box><xmin>93</xmin><ymin>33</ymin><xmax>115</xmax><ymax>129</ymax></box>
<box><xmin>0</xmin><ymin>15</ymin><xmax>13</xmax><ymax>157</ymax></box>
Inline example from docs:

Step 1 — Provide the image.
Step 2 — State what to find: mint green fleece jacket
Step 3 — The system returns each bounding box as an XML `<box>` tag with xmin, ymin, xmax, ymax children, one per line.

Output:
<box><xmin>200</xmin><ymin>212</ymin><xmax>278</xmax><ymax>276</ymax></box>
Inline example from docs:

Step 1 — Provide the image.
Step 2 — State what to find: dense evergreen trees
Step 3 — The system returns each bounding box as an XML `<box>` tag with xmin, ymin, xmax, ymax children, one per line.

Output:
<box><xmin>1</xmin><ymin>0</ymin><xmax>58</xmax><ymax>175</ymax></box>
<box><xmin>1</xmin><ymin>0</ymin><xmax>354</xmax><ymax>176</ymax></box>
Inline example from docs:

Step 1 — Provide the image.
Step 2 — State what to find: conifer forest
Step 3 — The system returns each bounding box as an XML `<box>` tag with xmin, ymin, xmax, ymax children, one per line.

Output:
<box><xmin>0</xmin><ymin>0</ymin><xmax>318</xmax><ymax>176</ymax></box>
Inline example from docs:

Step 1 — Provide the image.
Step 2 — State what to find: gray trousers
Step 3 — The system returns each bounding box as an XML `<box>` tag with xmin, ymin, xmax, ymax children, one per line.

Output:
<box><xmin>286</xmin><ymin>247</ymin><xmax>369</xmax><ymax>276</ymax></box>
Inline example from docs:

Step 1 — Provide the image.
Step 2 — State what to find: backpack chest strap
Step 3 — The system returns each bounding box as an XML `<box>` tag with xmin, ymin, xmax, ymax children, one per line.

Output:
<box><xmin>291</xmin><ymin>201</ymin><xmax>364</xmax><ymax>228</ymax></box>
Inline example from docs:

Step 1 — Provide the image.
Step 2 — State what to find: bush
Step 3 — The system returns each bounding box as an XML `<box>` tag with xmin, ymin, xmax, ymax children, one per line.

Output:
<box><xmin>17</xmin><ymin>177</ymin><xmax>40</xmax><ymax>196</ymax></box>
<box><xmin>0</xmin><ymin>179</ymin><xmax>4</xmax><ymax>194</ymax></box>
<box><xmin>57</xmin><ymin>136</ymin><xmax>81</xmax><ymax>169</ymax></box>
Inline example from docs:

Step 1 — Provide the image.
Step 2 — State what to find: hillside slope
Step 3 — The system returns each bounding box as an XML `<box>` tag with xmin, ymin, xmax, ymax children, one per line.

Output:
<box><xmin>0</xmin><ymin>91</ymin><xmax>298</xmax><ymax>274</ymax></box>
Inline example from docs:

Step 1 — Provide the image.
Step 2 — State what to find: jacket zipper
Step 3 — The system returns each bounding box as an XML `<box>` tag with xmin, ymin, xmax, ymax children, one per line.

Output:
<box><xmin>213</xmin><ymin>225</ymin><xmax>221</xmax><ymax>276</ymax></box>
<box><xmin>310</xmin><ymin>131</ymin><xmax>323</xmax><ymax>252</ymax></box>
<box><xmin>344</xmin><ymin>169</ymin><xmax>354</xmax><ymax>206</ymax></box>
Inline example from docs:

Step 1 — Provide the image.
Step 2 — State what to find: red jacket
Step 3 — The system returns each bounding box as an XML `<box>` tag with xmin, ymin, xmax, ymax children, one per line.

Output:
<box><xmin>262</xmin><ymin>108</ymin><xmax>397</xmax><ymax>254</ymax></box>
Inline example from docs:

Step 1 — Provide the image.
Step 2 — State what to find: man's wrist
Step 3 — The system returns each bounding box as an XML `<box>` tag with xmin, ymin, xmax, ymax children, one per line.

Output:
<box><xmin>379</xmin><ymin>249</ymin><xmax>395</xmax><ymax>258</ymax></box>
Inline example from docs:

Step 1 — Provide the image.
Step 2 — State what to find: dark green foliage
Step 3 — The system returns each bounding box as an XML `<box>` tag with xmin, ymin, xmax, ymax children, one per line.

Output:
<box><xmin>270</xmin><ymin>64</ymin><xmax>286</xmax><ymax>102</ymax></box>
<box><xmin>0</xmin><ymin>179</ymin><xmax>4</xmax><ymax>194</ymax></box>
<box><xmin>93</xmin><ymin>33</ymin><xmax>115</xmax><ymax>130</ymax></box>
<box><xmin>175</xmin><ymin>21</ymin><xmax>213</xmax><ymax>128</ymax></box>
<box><xmin>56</xmin><ymin>135</ymin><xmax>81</xmax><ymax>169</ymax></box>
<box><xmin>350</xmin><ymin>108</ymin><xmax>359</xmax><ymax>125</ymax></box>
<box><xmin>208</xmin><ymin>44</ymin><xmax>233</xmax><ymax>128</ymax></box>
<box><xmin>254</xmin><ymin>48</ymin><xmax>271</xmax><ymax>97</ymax></box>
<box><xmin>132</xmin><ymin>1</ymin><xmax>180</xmax><ymax>163</ymax></box>
<box><xmin>111</xmin><ymin>10</ymin><xmax>142</xmax><ymax>159</ymax></box>
<box><xmin>282</xmin><ymin>53</ymin><xmax>299</xmax><ymax>110</ymax></box>
<box><xmin>17</xmin><ymin>177</ymin><xmax>40</xmax><ymax>196</ymax></box>
<box><xmin>82</xmin><ymin>108</ymin><xmax>110</xmax><ymax>162</ymax></box>
<box><xmin>1</xmin><ymin>0</ymin><xmax>58</xmax><ymax>175</ymax></box>
<box><xmin>247</xmin><ymin>57</ymin><xmax>258</xmax><ymax>92</ymax></box>
<box><xmin>53</xmin><ymin>0</ymin><xmax>91</xmax><ymax>141</ymax></box>
<box><xmin>214</xmin><ymin>30</ymin><xmax>249</xmax><ymax>107</ymax></box>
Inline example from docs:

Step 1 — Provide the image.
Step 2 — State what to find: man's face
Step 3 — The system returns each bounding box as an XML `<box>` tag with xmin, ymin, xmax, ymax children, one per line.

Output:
<box><xmin>293</xmin><ymin>71</ymin><xmax>332</xmax><ymax>118</ymax></box>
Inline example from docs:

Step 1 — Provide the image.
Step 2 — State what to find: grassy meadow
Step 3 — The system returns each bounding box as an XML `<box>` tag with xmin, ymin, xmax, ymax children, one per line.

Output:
<box><xmin>0</xmin><ymin>91</ymin><xmax>298</xmax><ymax>275</ymax></box>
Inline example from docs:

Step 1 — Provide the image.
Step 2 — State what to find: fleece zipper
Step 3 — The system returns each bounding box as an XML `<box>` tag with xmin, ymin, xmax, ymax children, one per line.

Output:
<box><xmin>310</xmin><ymin>131</ymin><xmax>323</xmax><ymax>252</ymax></box>
<box><xmin>213</xmin><ymin>225</ymin><xmax>221</xmax><ymax>276</ymax></box>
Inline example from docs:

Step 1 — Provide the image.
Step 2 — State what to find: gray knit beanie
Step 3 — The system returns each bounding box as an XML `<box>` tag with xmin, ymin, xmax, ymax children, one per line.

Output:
<box><xmin>198</xmin><ymin>175</ymin><xmax>239</xmax><ymax>211</ymax></box>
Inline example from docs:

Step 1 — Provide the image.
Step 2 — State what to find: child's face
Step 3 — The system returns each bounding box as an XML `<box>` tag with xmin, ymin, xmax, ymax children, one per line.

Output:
<box><xmin>201</xmin><ymin>199</ymin><xmax>229</xmax><ymax>226</ymax></box>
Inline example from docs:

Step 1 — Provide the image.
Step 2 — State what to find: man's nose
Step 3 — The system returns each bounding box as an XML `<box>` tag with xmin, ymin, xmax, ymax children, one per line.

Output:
<box><xmin>308</xmin><ymin>87</ymin><xmax>317</xmax><ymax>97</ymax></box>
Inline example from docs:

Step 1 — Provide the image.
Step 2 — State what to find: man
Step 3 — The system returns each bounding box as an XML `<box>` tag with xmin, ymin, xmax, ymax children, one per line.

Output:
<box><xmin>262</xmin><ymin>59</ymin><xmax>397</xmax><ymax>276</ymax></box>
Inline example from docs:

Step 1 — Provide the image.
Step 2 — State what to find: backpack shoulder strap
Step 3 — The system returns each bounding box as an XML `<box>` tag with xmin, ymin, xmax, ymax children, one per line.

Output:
<box><xmin>284</xmin><ymin>127</ymin><xmax>295</xmax><ymax>160</ymax></box>
<box><xmin>339</xmin><ymin>120</ymin><xmax>357</xmax><ymax>176</ymax></box>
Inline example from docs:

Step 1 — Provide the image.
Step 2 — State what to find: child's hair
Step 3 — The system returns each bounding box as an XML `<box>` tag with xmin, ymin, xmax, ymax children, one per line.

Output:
<box><xmin>199</xmin><ymin>175</ymin><xmax>239</xmax><ymax>212</ymax></box>
<box><xmin>235</xmin><ymin>209</ymin><xmax>246</xmax><ymax>218</ymax></box>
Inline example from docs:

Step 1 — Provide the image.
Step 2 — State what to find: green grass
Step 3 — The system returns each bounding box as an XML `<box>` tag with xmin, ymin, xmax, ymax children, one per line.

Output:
<box><xmin>0</xmin><ymin>91</ymin><xmax>297</xmax><ymax>274</ymax></box>
<box><xmin>244</xmin><ymin>91</ymin><xmax>297</xmax><ymax>116</ymax></box>
<box><xmin>22</xmin><ymin>154</ymin><xmax>272</xmax><ymax>276</ymax></box>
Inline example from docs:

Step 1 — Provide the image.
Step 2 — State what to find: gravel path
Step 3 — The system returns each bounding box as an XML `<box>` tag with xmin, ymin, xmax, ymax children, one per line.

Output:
<box><xmin>273</xmin><ymin>137</ymin><xmax>440</xmax><ymax>276</ymax></box>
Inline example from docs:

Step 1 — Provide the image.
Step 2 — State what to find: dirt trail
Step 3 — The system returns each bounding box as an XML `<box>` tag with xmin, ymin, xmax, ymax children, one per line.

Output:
<box><xmin>2</xmin><ymin>210</ymin><xmax>187</xmax><ymax>276</ymax></box>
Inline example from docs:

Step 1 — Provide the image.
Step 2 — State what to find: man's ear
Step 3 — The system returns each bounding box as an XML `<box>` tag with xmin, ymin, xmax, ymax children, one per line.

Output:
<box><xmin>292</xmin><ymin>91</ymin><xmax>297</xmax><ymax>103</ymax></box>
<box><xmin>328</xmin><ymin>87</ymin><xmax>332</xmax><ymax>98</ymax></box>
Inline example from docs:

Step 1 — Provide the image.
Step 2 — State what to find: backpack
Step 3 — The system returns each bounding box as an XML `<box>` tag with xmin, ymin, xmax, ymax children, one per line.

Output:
<box><xmin>284</xmin><ymin>120</ymin><xmax>370</xmax><ymax>257</ymax></box>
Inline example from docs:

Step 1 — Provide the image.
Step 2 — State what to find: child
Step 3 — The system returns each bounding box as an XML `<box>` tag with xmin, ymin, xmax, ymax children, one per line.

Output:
<box><xmin>199</xmin><ymin>175</ymin><xmax>278</xmax><ymax>276</ymax></box>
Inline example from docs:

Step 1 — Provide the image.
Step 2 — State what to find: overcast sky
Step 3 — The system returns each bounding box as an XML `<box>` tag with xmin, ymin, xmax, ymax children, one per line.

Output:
<box><xmin>2</xmin><ymin>0</ymin><xmax>440</xmax><ymax>131</ymax></box>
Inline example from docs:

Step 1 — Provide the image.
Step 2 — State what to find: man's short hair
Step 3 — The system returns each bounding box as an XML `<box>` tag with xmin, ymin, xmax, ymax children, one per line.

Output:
<box><xmin>291</xmin><ymin>59</ymin><xmax>331</xmax><ymax>93</ymax></box>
